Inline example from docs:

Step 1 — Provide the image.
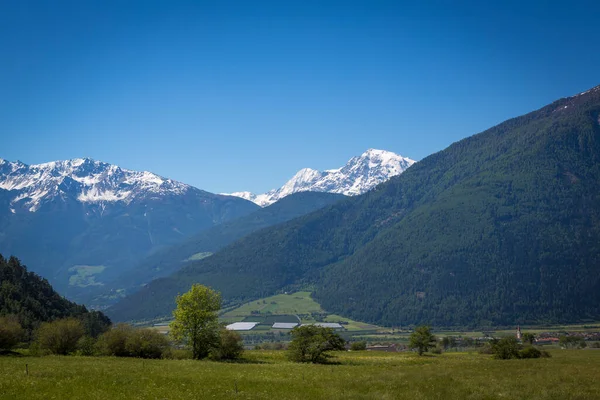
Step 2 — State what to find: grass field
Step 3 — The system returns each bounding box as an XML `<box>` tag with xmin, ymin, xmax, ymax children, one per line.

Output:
<box><xmin>1</xmin><ymin>350</ymin><xmax>599</xmax><ymax>399</ymax></box>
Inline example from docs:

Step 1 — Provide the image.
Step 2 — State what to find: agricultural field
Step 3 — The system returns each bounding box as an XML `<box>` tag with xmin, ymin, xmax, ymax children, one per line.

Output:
<box><xmin>1</xmin><ymin>350</ymin><xmax>599</xmax><ymax>399</ymax></box>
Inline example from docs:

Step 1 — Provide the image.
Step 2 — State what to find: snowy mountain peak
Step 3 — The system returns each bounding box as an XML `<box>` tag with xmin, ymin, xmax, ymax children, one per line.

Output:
<box><xmin>226</xmin><ymin>149</ymin><xmax>415</xmax><ymax>207</ymax></box>
<box><xmin>0</xmin><ymin>158</ymin><xmax>191</xmax><ymax>212</ymax></box>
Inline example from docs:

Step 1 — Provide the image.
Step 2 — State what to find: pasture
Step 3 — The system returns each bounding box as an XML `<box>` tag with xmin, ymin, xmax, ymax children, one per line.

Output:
<box><xmin>1</xmin><ymin>350</ymin><xmax>599</xmax><ymax>399</ymax></box>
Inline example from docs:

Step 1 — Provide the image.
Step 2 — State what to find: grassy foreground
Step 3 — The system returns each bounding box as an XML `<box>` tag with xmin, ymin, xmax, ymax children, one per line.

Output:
<box><xmin>1</xmin><ymin>350</ymin><xmax>599</xmax><ymax>399</ymax></box>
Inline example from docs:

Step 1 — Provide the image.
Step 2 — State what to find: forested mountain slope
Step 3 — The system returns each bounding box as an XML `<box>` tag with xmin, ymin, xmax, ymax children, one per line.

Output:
<box><xmin>84</xmin><ymin>192</ymin><xmax>346</xmax><ymax>307</ymax></box>
<box><xmin>0</xmin><ymin>254</ymin><xmax>110</xmax><ymax>334</ymax></box>
<box><xmin>108</xmin><ymin>85</ymin><xmax>600</xmax><ymax>326</ymax></box>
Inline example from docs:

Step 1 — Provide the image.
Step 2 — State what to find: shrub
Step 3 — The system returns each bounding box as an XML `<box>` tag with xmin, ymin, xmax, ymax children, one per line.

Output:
<box><xmin>76</xmin><ymin>336</ymin><xmax>97</xmax><ymax>356</ymax></box>
<box><xmin>36</xmin><ymin>318</ymin><xmax>85</xmax><ymax>355</ymax></box>
<box><xmin>350</xmin><ymin>341</ymin><xmax>367</xmax><ymax>351</ymax></box>
<box><xmin>0</xmin><ymin>316</ymin><xmax>24</xmax><ymax>351</ymax></box>
<box><xmin>210</xmin><ymin>329</ymin><xmax>244</xmax><ymax>360</ymax></box>
<box><xmin>287</xmin><ymin>325</ymin><xmax>345</xmax><ymax>363</ymax></box>
<box><xmin>431</xmin><ymin>345</ymin><xmax>443</xmax><ymax>354</ymax></box>
<box><xmin>125</xmin><ymin>329</ymin><xmax>169</xmax><ymax>359</ymax></box>
<box><xmin>491</xmin><ymin>337</ymin><xmax>521</xmax><ymax>360</ymax></box>
<box><xmin>518</xmin><ymin>346</ymin><xmax>541</xmax><ymax>359</ymax></box>
<box><xmin>96</xmin><ymin>323</ymin><xmax>135</xmax><ymax>357</ymax></box>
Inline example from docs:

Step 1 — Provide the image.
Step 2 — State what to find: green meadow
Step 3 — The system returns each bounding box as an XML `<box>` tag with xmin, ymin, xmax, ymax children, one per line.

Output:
<box><xmin>1</xmin><ymin>350</ymin><xmax>599</xmax><ymax>399</ymax></box>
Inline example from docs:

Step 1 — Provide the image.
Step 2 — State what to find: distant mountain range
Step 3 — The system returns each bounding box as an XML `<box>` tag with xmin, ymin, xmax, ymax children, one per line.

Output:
<box><xmin>0</xmin><ymin>158</ymin><xmax>258</xmax><ymax>298</ymax></box>
<box><xmin>226</xmin><ymin>149</ymin><xmax>415</xmax><ymax>206</ymax></box>
<box><xmin>108</xmin><ymin>84</ymin><xmax>600</xmax><ymax>327</ymax></box>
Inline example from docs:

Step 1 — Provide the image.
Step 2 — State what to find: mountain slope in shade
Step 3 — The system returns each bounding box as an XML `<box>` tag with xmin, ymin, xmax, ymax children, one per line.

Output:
<box><xmin>0</xmin><ymin>158</ymin><xmax>259</xmax><ymax>299</ymax></box>
<box><xmin>108</xmin><ymin>84</ymin><xmax>600</xmax><ymax>326</ymax></box>
<box><xmin>226</xmin><ymin>149</ymin><xmax>415</xmax><ymax>206</ymax></box>
<box><xmin>82</xmin><ymin>191</ymin><xmax>346</xmax><ymax>308</ymax></box>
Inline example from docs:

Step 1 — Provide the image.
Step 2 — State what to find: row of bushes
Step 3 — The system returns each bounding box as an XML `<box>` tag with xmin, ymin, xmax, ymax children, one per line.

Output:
<box><xmin>1</xmin><ymin>316</ymin><xmax>244</xmax><ymax>360</ymax></box>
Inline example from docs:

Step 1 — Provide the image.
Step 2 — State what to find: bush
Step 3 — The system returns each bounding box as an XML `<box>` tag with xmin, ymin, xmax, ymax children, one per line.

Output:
<box><xmin>76</xmin><ymin>336</ymin><xmax>97</xmax><ymax>356</ymax></box>
<box><xmin>350</xmin><ymin>341</ymin><xmax>367</xmax><ymax>351</ymax></box>
<box><xmin>431</xmin><ymin>346</ymin><xmax>443</xmax><ymax>354</ymax></box>
<box><xmin>210</xmin><ymin>329</ymin><xmax>244</xmax><ymax>360</ymax></box>
<box><xmin>125</xmin><ymin>329</ymin><xmax>169</xmax><ymax>359</ymax></box>
<box><xmin>96</xmin><ymin>324</ymin><xmax>135</xmax><ymax>357</ymax></box>
<box><xmin>518</xmin><ymin>346</ymin><xmax>541</xmax><ymax>359</ymax></box>
<box><xmin>287</xmin><ymin>325</ymin><xmax>345</xmax><ymax>363</ymax></box>
<box><xmin>491</xmin><ymin>337</ymin><xmax>521</xmax><ymax>360</ymax></box>
<box><xmin>0</xmin><ymin>316</ymin><xmax>24</xmax><ymax>351</ymax></box>
<box><xmin>36</xmin><ymin>318</ymin><xmax>85</xmax><ymax>355</ymax></box>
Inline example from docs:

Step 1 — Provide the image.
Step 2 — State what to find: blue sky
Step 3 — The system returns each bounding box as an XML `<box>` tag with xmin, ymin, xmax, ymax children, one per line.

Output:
<box><xmin>1</xmin><ymin>1</ymin><xmax>599</xmax><ymax>194</ymax></box>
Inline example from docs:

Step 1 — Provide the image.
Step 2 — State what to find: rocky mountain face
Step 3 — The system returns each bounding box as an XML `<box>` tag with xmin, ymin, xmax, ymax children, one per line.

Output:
<box><xmin>227</xmin><ymin>149</ymin><xmax>415</xmax><ymax>206</ymax></box>
<box><xmin>0</xmin><ymin>158</ymin><xmax>258</xmax><ymax>298</ymax></box>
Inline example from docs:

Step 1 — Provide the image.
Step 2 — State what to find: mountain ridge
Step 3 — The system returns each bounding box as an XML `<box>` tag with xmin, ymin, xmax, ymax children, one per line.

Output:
<box><xmin>225</xmin><ymin>149</ymin><xmax>415</xmax><ymax>206</ymax></box>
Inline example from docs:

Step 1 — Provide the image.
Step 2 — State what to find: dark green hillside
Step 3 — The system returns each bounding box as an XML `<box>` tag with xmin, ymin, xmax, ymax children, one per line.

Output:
<box><xmin>109</xmin><ymin>85</ymin><xmax>600</xmax><ymax>326</ymax></box>
<box><xmin>0</xmin><ymin>254</ymin><xmax>110</xmax><ymax>334</ymax></box>
<box><xmin>86</xmin><ymin>192</ymin><xmax>346</xmax><ymax>306</ymax></box>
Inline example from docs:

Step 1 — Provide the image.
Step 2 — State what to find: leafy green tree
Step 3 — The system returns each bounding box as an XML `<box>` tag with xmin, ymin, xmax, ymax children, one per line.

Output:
<box><xmin>36</xmin><ymin>318</ymin><xmax>85</xmax><ymax>355</ymax></box>
<box><xmin>521</xmin><ymin>332</ymin><xmax>536</xmax><ymax>345</ymax></box>
<box><xmin>125</xmin><ymin>328</ymin><xmax>169</xmax><ymax>359</ymax></box>
<box><xmin>350</xmin><ymin>341</ymin><xmax>367</xmax><ymax>351</ymax></box>
<box><xmin>210</xmin><ymin>328</ymin><xmax>244</xmax><ymax>360</ymax></box>
<box><xmin>409</xmin><ymin>326</ymin><xmax>436</xmax><ymax>356</ymax></box>
<box><xmin>0</xmin><ymin>315</ymin><xmax>24</xmax><ymax>351</ymax></box>
<box><xmin>287</xmin><ymin>325</ymin><xmax>345</xmax><ymax>363</ymax></box>
<box><xmin>170</xmin><ymin>284</ymin><xmax>221</xmax><ymax>359</ymax></box>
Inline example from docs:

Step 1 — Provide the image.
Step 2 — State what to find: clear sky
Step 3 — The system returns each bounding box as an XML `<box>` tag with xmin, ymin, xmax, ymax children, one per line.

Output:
<box><xmin>1</xmin><ymin>0</ymin><xmax>599</xmax><ymax>194</ymax></box>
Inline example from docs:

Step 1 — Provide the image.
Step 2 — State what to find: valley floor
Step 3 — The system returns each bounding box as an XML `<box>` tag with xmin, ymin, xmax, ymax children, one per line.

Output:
<box><xmin>1</xmin><ymin>350</ymin><xmax>599</xmax><ymax>399</ymax></box>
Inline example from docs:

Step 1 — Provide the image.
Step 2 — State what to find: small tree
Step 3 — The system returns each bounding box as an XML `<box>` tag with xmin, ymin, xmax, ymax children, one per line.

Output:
<box><xmin>287</xmin><ymin>325</ymin><xmax>345</xmax><ymax>363</ymax></box>
<box><xmin>409</xmin><ymin>326</ymin><xmax>436</xmax><ymax>356</ymax></box>
<box><xmin>36</xmin><ymin>318</ymin><xmax>85</xmax><ymax>355</ymax></box>
<box><xmin>210</xmin><ymin>328</ymin><xmax>244</xmax><ymax>360</ymax></box>
<box><xmin>0</xmin><ymin>316</ymin><xmax>24</xmax><ymax>351</ymax></box>
<box><xmin>521</xmin><ymin>332</ymin><xmax>536</xmax><ymax>345</ymax></box>
<box><xmin>170</xmin><ymin>284</ymin><xmax>221</xmax><ymax>360</ymax></box>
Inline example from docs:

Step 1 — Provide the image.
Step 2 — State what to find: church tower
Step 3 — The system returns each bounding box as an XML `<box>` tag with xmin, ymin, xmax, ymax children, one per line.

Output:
<box><xmin>516</xmin><ymin>325</ymin><xmax>522</xmax><ymax>340</ymax></box>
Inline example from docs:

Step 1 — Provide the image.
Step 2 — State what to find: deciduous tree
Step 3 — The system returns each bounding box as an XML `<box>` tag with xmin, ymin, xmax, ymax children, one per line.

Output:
<box><xmin>287</xmin><ymin>325</ymin><xmax>345</xmax><ymax>363</ymax></box>
<box><xmin>409</xmin><ymin>326</ymin><xmax>436</xmax><ymax>356</ymax></box>
<box><xmin>170</xmin><ymin>284</ymin><xmax>221</xmax><ymax>359</ymax></box>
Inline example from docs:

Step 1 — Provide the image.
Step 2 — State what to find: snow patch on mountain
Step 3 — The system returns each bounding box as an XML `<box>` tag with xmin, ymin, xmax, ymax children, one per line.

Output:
<box><xmin>226</xmin><ymin>149</ymin><xmax>415</xmax><ymax>207</ymax></box>
<box><xmin>0</xmin><ymin>158</ymin><xmax>191</xmax><ymax>213</ymax></box>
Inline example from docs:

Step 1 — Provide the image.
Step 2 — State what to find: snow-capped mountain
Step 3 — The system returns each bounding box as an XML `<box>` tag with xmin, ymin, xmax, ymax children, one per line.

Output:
<box><xmin>0</xmin><ymin>158</ymin><xmax>193</xmax><ymax>213</ymax></box>
<box><xmin>0</xmin><ymin>157</ymin><xmax>258</xmax><ymax>302</ymax></box>
<box><xmin>226</xmin><ymin>149</ymin><xmax>415</xmax><ymax>207</ymax></box>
